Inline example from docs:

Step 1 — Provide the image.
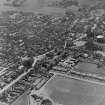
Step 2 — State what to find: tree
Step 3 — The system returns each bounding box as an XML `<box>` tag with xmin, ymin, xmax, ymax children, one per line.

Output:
<box><xmin>22</xmin><ymin>56</ymin><xmax>33</xmax><ymax>69</ymax></box>
<box><xmin>41</xmin><ymin>99</ymin><xmax>53</xmax><ymax>105</ymax></box>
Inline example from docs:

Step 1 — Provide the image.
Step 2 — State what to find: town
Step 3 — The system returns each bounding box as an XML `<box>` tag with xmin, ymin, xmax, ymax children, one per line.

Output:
<box><xmin>0</xmin><ymin>1</ymin><xmax>105</xmax><ymax>104</ymax></box>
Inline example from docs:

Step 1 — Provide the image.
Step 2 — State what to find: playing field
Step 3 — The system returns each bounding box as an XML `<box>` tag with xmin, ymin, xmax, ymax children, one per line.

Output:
<box><xmin>74</xmin><ymin>62</ymin><xmax>105</xmax><ymax>78</ymax></box>
<box><xmin>44</xmin><ymin>75</ymin><xmax>105</xmax><ymax>105</ymax></box>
